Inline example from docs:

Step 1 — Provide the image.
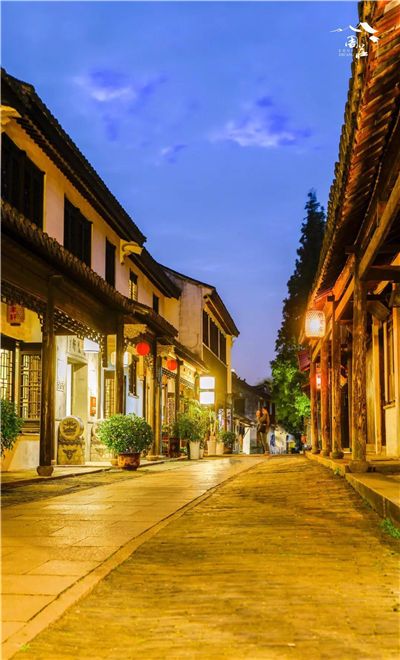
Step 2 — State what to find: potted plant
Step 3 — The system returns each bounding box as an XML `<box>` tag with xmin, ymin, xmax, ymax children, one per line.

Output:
<box><xmin>172</xmin><ymin>399</ymin><xmax>208</xmax><ymax>460</ymax></box>
<box><xmin>1</xmin><ymin>399</ymin><xmax>23</xmax><ymax>460</ymax></box>
<box><xmin>220</xmin><ymin>430</ymin><xmax>236</xmax><ymax>454</ymax></box>
<box><xmin>98</xmin><ymin>413</ymin><xmax>153</xmax><ymax>470</ymax></box>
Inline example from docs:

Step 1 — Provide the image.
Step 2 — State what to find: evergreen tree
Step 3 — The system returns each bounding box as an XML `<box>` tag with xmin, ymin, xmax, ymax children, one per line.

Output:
<box><xmin>271</xmin><ymin>191</ymin><xmax>325</xmax><ymax>439</ymax></box>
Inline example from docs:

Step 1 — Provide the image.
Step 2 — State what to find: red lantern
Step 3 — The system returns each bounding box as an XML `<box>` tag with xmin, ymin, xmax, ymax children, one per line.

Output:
<box><xmin>136</xmin><ymin>341</ymin><xmax>150</xmax><ymax>356</ymax></box>
<box><xmin>166</xmin><ymin>359</ymin><xmax>178</xmax><ymax>371</ymax></box>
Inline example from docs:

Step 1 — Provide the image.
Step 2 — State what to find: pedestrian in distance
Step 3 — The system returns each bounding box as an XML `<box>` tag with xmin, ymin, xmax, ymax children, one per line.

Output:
<box><xmin>257</xmin><ymin>406</ymin><xmax>270</xmax><ymax>454</ymax></box>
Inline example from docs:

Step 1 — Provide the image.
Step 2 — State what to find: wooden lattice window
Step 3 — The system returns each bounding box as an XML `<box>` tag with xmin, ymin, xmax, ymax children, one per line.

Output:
<box><xmin>104</xmin><ymin>371</ymin><xmax>115</xmax><ymax>418</ymax></box>
<box><xmin>0</xmin><ymin>348</ymin><xmax>14</xmax><ymax>401</ymax></box>
<box><xmin>129</xmin><ymin>271</ymin><xmax>138</xmax><ymax>301</ymax></box>
<box><xmin>64</xmin><ymin>198</ymin><xmax>92</xmax><ymax>266</ymax></box>
<box><xmin>105</xmin><ymin>239</ymin><xmax>116</xmax><ymax>287</ymax></box>
<box><xmin>1</xmin><ymin>134</ymin><xmax>44</xmax><ymax>228</ymax></box>
<box><xmin>203</xmin><ymin>310</ymin><xmax>209</xmax><ymax>346</ymax></box>
<box><xmin>20</xmin><ymin>351</ymin><xmax>41</xmax><ymax>421</ymax></box>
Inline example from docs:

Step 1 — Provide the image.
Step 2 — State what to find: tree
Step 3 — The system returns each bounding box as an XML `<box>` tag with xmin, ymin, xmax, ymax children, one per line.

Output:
<box><xmin>271</xmin><ymin>191</ymin><xmax>325</xmax><ymax>439</ymax></box>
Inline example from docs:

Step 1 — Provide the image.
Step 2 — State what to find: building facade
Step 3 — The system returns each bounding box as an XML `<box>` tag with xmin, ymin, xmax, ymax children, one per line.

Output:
<box><xmin>1</xmin><ymin>68</ymin><xmax>237</xmax><ymax>472</ymax></box>
<box><xmin>301</xmin><ymin>1</ymin><xmax>400</xmax><ymax>469</ymax></box>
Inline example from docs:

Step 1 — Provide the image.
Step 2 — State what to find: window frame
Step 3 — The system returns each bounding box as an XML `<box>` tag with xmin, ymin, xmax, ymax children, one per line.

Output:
<box><xmin>64</xmin><ymin>197</ymin><xmax>92</xmax><ymax>267</ymax></box>
<box><xmin>1</xmin><ymin>133</ymin><xmax>44</xmax><ymax>228</ymax></box>
<box><xmin>105</xmin><ymin>238</ymin><xmax>116</xmax><ymax>287</ymax></box>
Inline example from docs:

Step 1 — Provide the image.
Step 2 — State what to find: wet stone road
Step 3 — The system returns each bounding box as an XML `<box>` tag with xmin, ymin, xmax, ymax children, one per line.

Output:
<box><xmin>10</xmin><ymin>457</ymin><xmax>400</xmax><ymax>659</ymax></box>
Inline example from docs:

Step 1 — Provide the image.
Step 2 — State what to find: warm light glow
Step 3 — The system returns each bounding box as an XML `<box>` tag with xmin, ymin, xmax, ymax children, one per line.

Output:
<box><xmin>83</xmin><ymin>338</ymin><xmax>100</xmax><ymax>354</ymax></box>
<box><xmin>199</xmin><ymin>376</ymin><xmax>215</xmax><ymax>390</ymax></box>
<box><xmin>305</xmin><ymin>310</ymin><xmax>326</xmax><ymax>338</ymax></box>
<box><xmin>111</xmin><ymin>351</ymin><xmax>132</xmax><ymax>367</ymax></box>
<box><xmin>136</xmin><ymin>341</ymin><xmax>150</xmax><ymax>356</ymax></box>
<box><xmin>316</xmin><ymin>373</ymin><xmax>321</xmax><ymax>390</ymax></box>
<box><xmin>200</xmin><ymin>391</ymin><xmax>215</xmax><ymax>405</ymax></box>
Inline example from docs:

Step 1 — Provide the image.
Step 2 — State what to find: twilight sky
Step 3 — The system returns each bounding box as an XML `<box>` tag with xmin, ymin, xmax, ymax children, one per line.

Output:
<box><xmin>2</xmin><ymin>0</ymin><xmax>358</xmax><ymax>384</ymax></box>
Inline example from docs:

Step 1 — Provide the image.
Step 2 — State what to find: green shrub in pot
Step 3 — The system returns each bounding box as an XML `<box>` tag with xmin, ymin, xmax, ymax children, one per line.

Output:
<box><xmin>220</xmin><ymin>430</ymin><xmax>236</xmax><ymax>449</ymax></box>
<box><xmin>98</xmin><ymin>413</ymin><xmax>153</xmax><ymax>454</ymax></box>
<box><xmin>1</xmin><ymin>399</ymin><xmax>23</xmax><ymax>457</ymax></box>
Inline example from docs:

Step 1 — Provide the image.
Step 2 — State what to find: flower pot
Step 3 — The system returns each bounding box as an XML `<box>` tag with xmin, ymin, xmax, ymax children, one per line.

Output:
<box><xmin>207</xmin><ymin>439</ymin><xmax>216</xmax><ymax>456</ymax></box>
<box><xmin>223</xmin><ymin>446</ymin><xmax>233</xmax><ymax>454</ymax></box>
<box><xmin>215</xmin><ymin>441</ymin><xmax>224</xmax><ymax>456</ymax></box>
<box><xmin>199</xmin><ymin>447</ymin><xmax>205</xmax><ymax>459</ymax></box>
<box><xmin>189</xmin><ymin>441</ymin><xmax>200</xmax><ymax>460</ymax></box>
<box><xmin>118</xmin><ymin>451</ymin><xmax>141</xmax><ymax>470</ymax></box>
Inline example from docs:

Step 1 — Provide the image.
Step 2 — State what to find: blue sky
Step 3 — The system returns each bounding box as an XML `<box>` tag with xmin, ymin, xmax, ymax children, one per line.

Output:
<box><xmin>2</xmin><ymin>1</ymin><xmax>358</xmax><ymax>383</ymax></box>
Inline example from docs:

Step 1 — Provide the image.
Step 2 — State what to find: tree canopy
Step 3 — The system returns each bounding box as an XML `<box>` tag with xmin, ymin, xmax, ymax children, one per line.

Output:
<box><xmin>271</xmin><ymin>191</ymin><xmax>325</xmax><ymax>438</ymax></box>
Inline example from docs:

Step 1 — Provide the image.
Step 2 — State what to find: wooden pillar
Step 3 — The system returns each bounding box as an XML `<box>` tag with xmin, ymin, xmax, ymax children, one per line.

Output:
<box><xmin>331</xmin><ymin>301</ymin><xmax>344</xmax><ymax>459</ymax></box>
<box><xmin>37</xmin><ymin>276</ymin><xmax>60</xmax><ymax>476</ymax></box>
<box><xmin>372</xmin><ymin>318</ymin><xmax>383</xmax><ymax>455</ymax></box>
<box><xmin>347</xmin><ymin>341</ymin><xmax>353</xmax><ymax>451</ymax></box>
<box><xmin>310</xmin><ymin>360</ymin><xmax>319</xmax><ymax>454</ymax></box>
<box><xmin>350</xmin><ymin>261</ymin><xmax>368</xmax><ymax>472</ymax></box>
<box><xmin>320</xmin><ymin>338</ymin><xmax>331</xmax><ymax>456</ymax></box>
<box><xmin>147</xmin><ymin>342</ymin><xmax>161</xmax><ymax>459</ymax></box>
<box><xmin>115</xmin><ymin>319</ymin><xmax>124</xmax><ymax>414</ymax></box>
<box><xmin>175</xmin><ymin>360</ymin><xmax>182</xmax><ymax>421</ymax></box>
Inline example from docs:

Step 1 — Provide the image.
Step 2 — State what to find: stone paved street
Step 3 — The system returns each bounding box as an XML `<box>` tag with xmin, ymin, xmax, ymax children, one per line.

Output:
<box><xmin>7</xmin><ymin>456</ymin><xmax>400</xmax><ymax>660</ymax></box>
<box><xmin>1</xmin><ymin>456</ymin><xmax>263</xmax><ymax>658</ymax></box>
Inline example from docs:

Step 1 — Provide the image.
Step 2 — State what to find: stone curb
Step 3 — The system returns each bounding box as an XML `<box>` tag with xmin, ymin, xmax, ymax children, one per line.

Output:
<box><xmin>1</xmin><ymin>457</ymin><xmax>190</xmax><ymax>491</ymax></box>
<box><xmin>305</xmin><ymin>452</ymin><xmax>400</xmax><ymax>527</ymax></box>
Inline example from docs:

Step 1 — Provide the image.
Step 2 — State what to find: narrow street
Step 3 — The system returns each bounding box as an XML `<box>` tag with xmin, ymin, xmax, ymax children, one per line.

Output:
<box><xmin>5</xmin><ymin>456</ymin><xmax>400</xmax><ymax>660</ymax></box>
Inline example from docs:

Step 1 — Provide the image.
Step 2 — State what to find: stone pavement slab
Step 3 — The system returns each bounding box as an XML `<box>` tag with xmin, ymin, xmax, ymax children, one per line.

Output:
<box><xmin>1</xmin><ymin>456</ymin><xmax>264</xmax><ymax>658</ymax></box>
<box><xmin>305</xmin><ymin>452</ymin><xmax>400</xmax><ymax>526</ymax></box>
<box><xmin>8</xmin><ymin>456</ymin><xmax>399</xmax><ymax>660</ymax></box>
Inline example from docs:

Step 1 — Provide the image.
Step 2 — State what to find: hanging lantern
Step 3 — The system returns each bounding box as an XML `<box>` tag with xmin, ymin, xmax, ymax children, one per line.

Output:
<box><xmin>305</xmin><ymin>310</ymin><xmax>326</xmax><ymax>338</ymax></box>
<box><xmin>136</xmin><ymin>341</ymin><xmax>150</xmax><ymax>356</ymax></box>
<box><xmin>7</xmin><ymin>304</ymin><xmax>25</xmax><ymax>326</ymax></box>
<box><xmin>166</xmin><ymin>358</ymin><xmax>178</xmax><ymax>371</ymax></box>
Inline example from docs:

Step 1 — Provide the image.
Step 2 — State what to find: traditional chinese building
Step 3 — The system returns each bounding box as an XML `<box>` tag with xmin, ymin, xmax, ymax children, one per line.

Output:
<box><xmin>0</xmin><ymin>68</ymin><xmax>224</xmax><ymax>472</ymax></box>
<box><xmin>162</xmin><ymin>267</ymin><xmax>239</xmax><ymax>430</ymax></box>
<box><xmin>301</xmin><ymin>1</ymin><xmax>400</xmax><ymax>470</ymax></box>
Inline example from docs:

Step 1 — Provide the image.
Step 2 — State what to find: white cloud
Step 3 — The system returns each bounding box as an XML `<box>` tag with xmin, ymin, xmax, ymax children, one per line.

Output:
<box><xmin>211</xmin><ymin>97</ymin><xmax>310</xmax><ymax>149</ymax></box>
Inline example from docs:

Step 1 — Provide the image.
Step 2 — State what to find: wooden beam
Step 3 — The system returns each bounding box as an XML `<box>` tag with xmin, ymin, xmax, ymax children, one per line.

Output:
<box><xmin>37</xmin><ymin>276</ymin><xmax>61</xmax><ymax>476</ymax></box>
<box><xmin>372</xmin><ymin>318</ymin><xmax>383</xmax><ymax>455</ymax></box>
<box><xmin>331</xmin><ymin>302</ymin><xmax>344</xmax><ymax>459</ymax></box>
<box><xmin>350</xmin><ymin>261</ymin><xmax>368</xmax><ymax>472</ymax></box>
<box><xmin>364</xmin><ymin>265</ymin><xmax>400</xmax><ymax>282</ymax></box>
<box><xmin>336</xmin><ymin>279</ymin><xmax>355</xmax><ymax>321</ymax></box>
<box><xmin>359</xmin><ymin>171</ymin><xmax>400</xmax><ymax>280</ymax></box>
<box><xmin>115</xmin><ymin>319</ymin><xmax>125</xmax><ymax>415</ymax></box>
<box><xmin>320</xmin><ymin>338</ymin><xmax>331</xmax><ymax>456</ymax></box>
<box><xmin>310</xmin><ymin>361</ymin><xmax>319</xmax><ymax>454</ymax></box>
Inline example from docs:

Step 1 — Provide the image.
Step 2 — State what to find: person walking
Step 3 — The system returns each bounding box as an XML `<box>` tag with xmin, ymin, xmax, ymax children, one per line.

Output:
<box><xmin>258</xmin><ymin>406</ymin><xmax>271</xmax><ymax>455</ymax></box>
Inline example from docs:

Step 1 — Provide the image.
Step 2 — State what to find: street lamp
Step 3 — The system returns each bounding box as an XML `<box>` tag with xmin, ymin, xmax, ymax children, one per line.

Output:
<box><xmin>305</xmin><ymin>310</ymin><xmax>326</xmax><ymax>338</ymax></box>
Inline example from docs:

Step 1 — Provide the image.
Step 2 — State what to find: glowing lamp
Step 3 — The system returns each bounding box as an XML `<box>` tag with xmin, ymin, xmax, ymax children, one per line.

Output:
<box><xmin>7</xmin><ymin>304</ymin><xmax>25</xmax><ymax>326</ymax></box>
<box><xmin>83</xmin><ymin>338</ymin><xmax>100</xmax><ymax>354</ymax></box>
<box><xmin>316</xmin><ymin>373</ymin><xmax>321</xmax><ymax>390</ymax></box>
<box><xmin>136</xmin><ymin>341</ymin><xmax>150</xmax><ymax>356</ymax></box>
<box><xmin>305</xmin><ymin>310</ymin><xmax>326</xmax><ymax>338</ymax></box>
<box><xmin>200</xmin><ymin>391</ymin><xmax>215</xmax><ymax>405</ymax></box>
<box><xmin>166</xmin><ymin>359</ymin><xmax>178</xmax><ymax>371</ymax></box>
<box><xmin>199</xmin><ymin>376</ymin><xmax>215</xmax><ymax>390</ymax></box>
